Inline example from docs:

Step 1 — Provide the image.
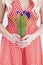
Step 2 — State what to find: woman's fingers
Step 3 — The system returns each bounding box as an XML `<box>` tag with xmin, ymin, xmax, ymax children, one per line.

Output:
<box><xmin>23</xmin><ymin>34</ymin><xmax>31</xmax><ymax>40</ymax></box>
<box><xmin>15</xmin><ymin>34</ymin><xmax>20</xmax><ymax>38</ymax></box>
<box><xmin>9</xmin><ymin>34</ymin><xmax>21</xmax><ymax>43</ymax></box>
<box><xmin>17</xmin><ymin>41</ymin><xmax>29</xmax><ymax>48</ymax></box>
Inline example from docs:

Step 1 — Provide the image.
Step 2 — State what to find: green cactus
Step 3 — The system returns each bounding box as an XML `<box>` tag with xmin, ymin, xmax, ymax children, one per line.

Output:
<box><xmin>17</xmin><ymin>14</ymin><xmax>27</xmax><ymax>37</ymax></box>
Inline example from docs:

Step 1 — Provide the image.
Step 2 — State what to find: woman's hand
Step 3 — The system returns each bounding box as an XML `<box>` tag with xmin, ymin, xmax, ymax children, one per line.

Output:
<box><xmin>17</xmin><ymin>34</ymin><xmax>35</xmax><ymax>48</ymax></box>
<box><xmin>8</xmin><ymin>33</ymin><xmax>20</xmax><ymax>43</ymax></box>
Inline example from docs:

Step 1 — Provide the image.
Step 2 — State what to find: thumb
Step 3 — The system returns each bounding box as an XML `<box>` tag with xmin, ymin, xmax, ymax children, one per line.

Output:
<box><xmin>23</xmin><ymin>34</ymin><xmax>31</xmax><ymax>40</ymax></box>
<box><xmin>15</xmin><ymin>34</ymin><xmax>20</xmax><ymax>38</ymax></box>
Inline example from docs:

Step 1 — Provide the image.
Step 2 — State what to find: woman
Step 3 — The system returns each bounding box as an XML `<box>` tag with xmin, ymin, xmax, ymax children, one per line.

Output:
<box><xmin>0</xmin><ymin>0</ymin><xmax>43</xmax><ymax>65</ymax></box>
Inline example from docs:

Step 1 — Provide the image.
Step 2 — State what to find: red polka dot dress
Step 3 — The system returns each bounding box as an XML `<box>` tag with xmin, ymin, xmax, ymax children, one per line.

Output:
<box><xmin>0</xmin><ymin>0</ymin><xmax>42</xmax><ymax>65</ymax></box>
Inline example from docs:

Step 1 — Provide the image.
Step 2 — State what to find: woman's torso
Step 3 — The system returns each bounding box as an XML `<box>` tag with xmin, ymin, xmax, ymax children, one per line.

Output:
<box><xmin>6</xmin><ymin>0</ymin><xmax>38</xmax><ymax>35</ymax></box>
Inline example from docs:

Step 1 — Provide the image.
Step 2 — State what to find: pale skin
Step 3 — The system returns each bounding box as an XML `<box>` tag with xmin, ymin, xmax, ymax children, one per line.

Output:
<box><xmin>0</xmin><ymin>0</ymin><xmax>43</xmax><ymax>48</ymax></box>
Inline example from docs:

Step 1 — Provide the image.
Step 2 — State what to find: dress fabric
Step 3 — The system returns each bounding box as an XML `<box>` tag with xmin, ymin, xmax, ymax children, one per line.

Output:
<box><xmin>0</xmin><ymin>0</ymin><xmax>42</xmax><ymax>65</ymax></box>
